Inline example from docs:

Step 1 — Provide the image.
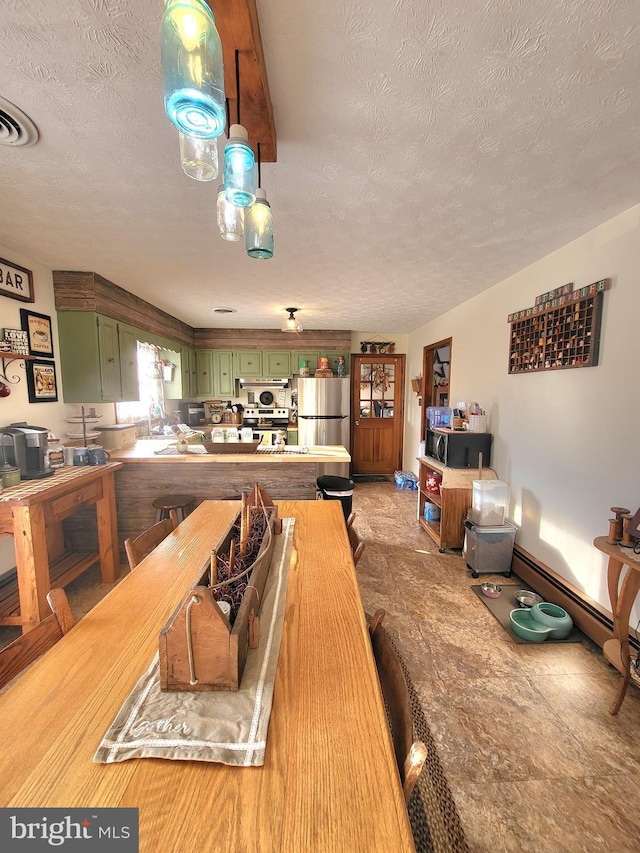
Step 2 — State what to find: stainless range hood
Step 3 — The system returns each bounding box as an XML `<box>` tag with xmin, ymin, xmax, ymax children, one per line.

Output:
<box><xmin>239</xmin><ymin>378</ymin><xmax>289</xmax><ymax>388</ymax></box>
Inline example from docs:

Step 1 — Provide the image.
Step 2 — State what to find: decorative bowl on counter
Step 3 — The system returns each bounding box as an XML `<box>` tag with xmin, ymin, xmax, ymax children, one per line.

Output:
<box><xmin>509</xmin><ymin>609</ymin><xmax>554</xmax><ymax>643</ymax></box>
<box><xmin>202</xmin><ymin>440</ymin><xmax>261</xmax><ymax>454</ymax></box>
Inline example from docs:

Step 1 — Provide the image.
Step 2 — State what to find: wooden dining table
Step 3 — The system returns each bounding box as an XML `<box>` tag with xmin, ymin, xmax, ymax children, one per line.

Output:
<box><xmin>0</xmin><ymin>499</ymin><xmax>415</xmax><ymax>852</ymax></box>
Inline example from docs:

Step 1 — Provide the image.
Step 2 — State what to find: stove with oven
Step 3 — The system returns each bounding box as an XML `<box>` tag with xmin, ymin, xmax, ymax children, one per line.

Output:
<box><xmin>242</xmin><ymin>407</ymin><xmax>290</xmax><ymax>444</ymax></box>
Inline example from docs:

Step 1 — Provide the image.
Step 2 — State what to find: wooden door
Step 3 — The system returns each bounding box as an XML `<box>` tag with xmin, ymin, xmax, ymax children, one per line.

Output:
<box><xmin>351</xmin><ymin>355</ymin><xmax>405</xmax><ymax>474</ymax></box>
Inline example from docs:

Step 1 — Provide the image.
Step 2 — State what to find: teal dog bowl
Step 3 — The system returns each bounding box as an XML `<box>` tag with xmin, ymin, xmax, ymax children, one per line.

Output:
<box><xmin>530</xmin><ymin>602</ymin><xmax>573</xmax><ymax>639</ymax></box>
<box><xmin>509</xmin><ymin>608</ymin><xmax>553</xmax><ymax>643</ymax></box>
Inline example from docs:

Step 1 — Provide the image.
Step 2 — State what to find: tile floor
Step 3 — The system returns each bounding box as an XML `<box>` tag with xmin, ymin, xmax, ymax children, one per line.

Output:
<box><xmin>1</xmin><ymin>481</ymin><xmax>639</xmax><ymax>852</ymax></box>
<box><xmin>352</xmin><ymin>482</ymin><xmax>640</xmax><ymax>853</ymax></box>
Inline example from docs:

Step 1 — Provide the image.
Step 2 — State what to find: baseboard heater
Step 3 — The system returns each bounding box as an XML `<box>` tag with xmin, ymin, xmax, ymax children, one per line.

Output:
<box><xmin>511</xmin><ymin>545</ymin><xmax>639</xmax><ymax>652</ymax></box>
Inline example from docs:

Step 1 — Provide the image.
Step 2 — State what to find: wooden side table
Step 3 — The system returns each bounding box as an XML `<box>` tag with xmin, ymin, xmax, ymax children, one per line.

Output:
<box><xmin>0</xmin><ymin>462</ymin><xmax>122</xmax><ymax>632</ymax></box>
<box><xmin>593</xmin><ymin>536</ymin><xmax>640</xmax><ymax>714</ymax></box>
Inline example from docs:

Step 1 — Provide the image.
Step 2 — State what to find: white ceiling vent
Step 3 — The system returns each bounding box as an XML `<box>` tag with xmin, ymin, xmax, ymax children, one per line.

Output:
<box><xmin>0</xmin><ymin>96</ymin><xmax>39</xmax><ymax>147</ymax></box>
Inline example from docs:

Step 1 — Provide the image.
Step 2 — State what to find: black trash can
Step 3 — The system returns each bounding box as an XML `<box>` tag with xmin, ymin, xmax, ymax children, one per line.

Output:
<box><xmin>316</xmin><ymin>475</ymin><xmax>355</xmax><ymax>521</ymax></box>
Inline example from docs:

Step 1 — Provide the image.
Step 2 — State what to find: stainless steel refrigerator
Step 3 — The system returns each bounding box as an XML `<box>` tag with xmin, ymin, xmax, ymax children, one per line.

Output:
<box><xmin>297</xmin><ymin>378</ymin><xmax>350</xmax><ymax>449</ymax></box>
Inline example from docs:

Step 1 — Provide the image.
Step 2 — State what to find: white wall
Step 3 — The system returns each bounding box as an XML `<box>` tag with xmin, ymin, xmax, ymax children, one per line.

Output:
<box><xmin>405</xmin><ymin>205</ymin><xmax>640</xmax><ymax>629</ymax></box>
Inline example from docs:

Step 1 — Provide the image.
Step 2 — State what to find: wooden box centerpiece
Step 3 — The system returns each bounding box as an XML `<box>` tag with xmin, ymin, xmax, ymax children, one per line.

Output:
<box><xmin>159</xmin><ymin>483</ymin><xmax>282</xmax><ymax>691</ymax></box>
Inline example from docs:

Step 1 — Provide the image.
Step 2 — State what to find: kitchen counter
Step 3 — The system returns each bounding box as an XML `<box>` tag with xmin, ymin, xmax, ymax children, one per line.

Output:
<box><xmin>109</xmin><ymin>441</ymin><xmax>350</xmax><ymax>464</ymax></box>
<box><xmin>110</xmin><ymin>442</ymin><xmax>351</xmax><ymax>549</ymax></box>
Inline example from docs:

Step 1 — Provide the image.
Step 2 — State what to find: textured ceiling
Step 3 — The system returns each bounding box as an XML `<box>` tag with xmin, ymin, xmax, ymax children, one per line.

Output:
<box><xmin>1</xmin><ymin>0</ymin><xmax>639</xmax><ymax>332</ymax></box>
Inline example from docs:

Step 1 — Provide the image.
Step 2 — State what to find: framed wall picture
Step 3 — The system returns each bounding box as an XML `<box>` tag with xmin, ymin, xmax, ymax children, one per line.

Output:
<box><xmin>26</xmin><ymin>359</ymin><xmax>59</xmax><ymax>403</ymax></box>
<box><xmin>0</xmin><ymin>257</ymin><xmax>34</xmax><ymax>303</ymax></box>
<box><xmin>20</xmin><ymin>309</ymin><xmax>54</xmax><ymax>357</ymax></box>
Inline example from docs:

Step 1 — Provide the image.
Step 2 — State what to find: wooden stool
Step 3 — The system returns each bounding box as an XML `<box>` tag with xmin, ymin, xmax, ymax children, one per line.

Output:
<box><xmin>152</xmin><ymin>494</ymin><xmax>196</xmax><ymax>524</ymax></box>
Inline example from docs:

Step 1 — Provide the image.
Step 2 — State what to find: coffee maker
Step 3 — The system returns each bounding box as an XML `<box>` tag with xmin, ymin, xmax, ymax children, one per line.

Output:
<box><xmin>0</xmin><ymin>422</ymin><xmax>52</xmax><ymax>479</ymax></box>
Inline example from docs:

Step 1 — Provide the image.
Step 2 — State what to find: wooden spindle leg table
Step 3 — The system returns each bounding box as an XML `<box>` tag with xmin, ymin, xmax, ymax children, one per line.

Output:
<box><xmin>593</xmin><ymin>536</ymin><xmax>640</xmax><ymax>714</ymax></box>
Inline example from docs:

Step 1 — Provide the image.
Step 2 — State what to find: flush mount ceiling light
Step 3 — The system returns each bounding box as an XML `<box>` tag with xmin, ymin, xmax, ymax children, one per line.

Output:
<box><xmin>282</xmin><ymin>308</ymin><xmax>302</xmax><ymax>333</ymax></box>
<box><xmin>0</xmin><ymin>96</ymin><xmax>39</xmax><ymax>147</ymax></box>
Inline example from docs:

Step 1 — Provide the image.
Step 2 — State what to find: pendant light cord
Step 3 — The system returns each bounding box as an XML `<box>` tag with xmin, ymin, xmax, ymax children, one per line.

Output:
<box><xmin>235</xmin><ymin>49</ymin><xmax>241</xmax><ymax>125</ymax></box>
<box><xmin>257</xmin><ymin>143</ymin><xmax>262</xmax><ymax>188</ymax></box>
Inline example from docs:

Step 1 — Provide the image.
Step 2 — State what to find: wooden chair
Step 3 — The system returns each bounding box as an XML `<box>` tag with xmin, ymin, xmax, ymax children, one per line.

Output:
<box><xmin>346</xmin><ymin>511</ymin><xmax>356</xmax><ymax>530</ymax></box>
<box><xmin>124</xmin><ymin>509</ymin><xmax>179</xmax><ymax>570</ymax></box>
<box><xmin>0</xmin><ymin>589</ymin><xmax>75</xmax><ymax>691</ymax></box>
<box><xmin>348</xmin><ymin>524</ymin><xmax>365</xmax><ymax>567</ymax></box>
<box><xmin>369</xmin><ymin>609</ymin><xmax>428</xmax><ymax>804</ymax></box>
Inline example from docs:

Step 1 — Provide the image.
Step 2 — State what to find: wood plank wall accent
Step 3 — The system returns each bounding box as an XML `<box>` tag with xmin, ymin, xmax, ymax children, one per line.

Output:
<box><xmin>53</xmin><ymin>271</ymin><xmax>194</xmax><ymax>346</ymax></box>
<box><xmin>53</xmin><ymin>271</ymin><xmax>352</xmax><ymax>351</ymax></box>
<box><xmin>510</xmin><ymin>545</ymin><xmax>638</xmax><ymax>651</ymax></box>
<box><xmin>193</xmin><ymin>328</ymin><xmax>352</xmax><ymax>350</ymax></box>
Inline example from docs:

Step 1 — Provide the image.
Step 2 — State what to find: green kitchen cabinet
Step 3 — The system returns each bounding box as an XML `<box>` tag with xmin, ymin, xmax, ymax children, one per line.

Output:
<box><xmin>178</xmin><ymin>345</ymin><xmax>193</xmax><ymax>398</ymax></box>
<box><xmin>325</xmin><ymin>351</ymin><xmax>350</xmax><ymax>375</ymax></box>
<box><xmin>57</xmin><ymin>312</ymin><xmax>140</xmax><ymax>403</ymax></box>
<box><xmin>196</xmin><ymin>349</ymin><xmax>214</xmax><ymax>397</ymax></box>
<box><xmin>212</xmin><ymin>350</ymin><xmax>235</xmax><ymax>397</ymax></box>
<box><xmin>293</xmin><ymin>351</ymin><xmax>320</xmax><ymax>373</ymax></box>
<box><xmin>234</xmin><ymin>350</ymin><xmax>263</xmax><ymax>378</ymax></box>
<box><xmin>196</xmin><ymin>349</ymin><xmax>234</xmax><ymax>397</ymax></box>
<box><xmin>119</xmin><ymin>325</ymin><xmax>140</xmax><ymax>400</ymax></box>
<box><xmin>263</xmin><ymin>350</ymin><xmax>292</xmax><ymax>377</ymax></box>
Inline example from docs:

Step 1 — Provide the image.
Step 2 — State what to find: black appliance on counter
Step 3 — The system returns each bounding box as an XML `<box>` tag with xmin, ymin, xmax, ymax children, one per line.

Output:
<box><xmin>0</xmin><ymin>422</ymin><xmax>52</xmax><ymax>479</ymax></box>
<box><xmin>425</xmin><ymin>428</ymin><xmax>492</xmax><ymax>468</ymax></box>
<box><xmin>178</xmin><ymin>402</ymin><xmax>206</xmax><ymax>427</ymax></box>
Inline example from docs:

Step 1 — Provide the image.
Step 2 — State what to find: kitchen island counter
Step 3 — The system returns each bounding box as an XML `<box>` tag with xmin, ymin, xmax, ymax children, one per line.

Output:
<box><xmin>109</xmin><ymin>442</ymin><xmax>350</xmax><ymax>464</ymax></box>
<box><xmin>110</xmin><ymin>443</ymin><xmax>351</xmax><ymax>550</ymax></box>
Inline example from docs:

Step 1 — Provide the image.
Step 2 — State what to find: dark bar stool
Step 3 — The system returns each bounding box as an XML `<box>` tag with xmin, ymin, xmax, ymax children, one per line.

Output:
<box><xmin>316</xmin><ymin>475</ymin><xmax>355</xmax><ymax>522</ymax></box>
<box><xmin>152</xmin><ymin>494</ymin><xmax>196</xmax><ymax>524</ymax></box>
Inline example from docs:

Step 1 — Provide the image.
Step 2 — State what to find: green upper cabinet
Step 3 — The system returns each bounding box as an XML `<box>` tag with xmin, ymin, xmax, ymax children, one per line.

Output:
<box><xmin>212</xmin><ymin>350</ymin><xmax>235</xmax><ymax>397</ymax></box>
<box><xmin>179</xmin><ymin>344</ymin><xmax>193</xmax><ymax>398</ymax></box>
<box><xmin>119</xmin><ymin>325</ymin><xmax>140</xmax><ymax>401</ymax></box>
<box><xmin>293</xmin><ymin>351</ymin><xmax>320</xmax><ymax>373</ymax></box>
<box><xmin>234</xmin><ymin>350</ymin><xmax>262</xmax><ymax>378</ymax></box>
<box><xmin>57</xmin><ymin>312</ymin><xmax>140</xmax><ymax>403</ymax></box>
<box><xmin>263</xmin><ymin>350</ymin><xmax>291</xmax><ymax>377</ymax></box>
<box><xmin>325</xmin><ymin>351</ymin><xmax>350</xmax><ymax>375</ymax></box>
<box><xmin>196</xmin><ymin>349</ymin><xmax>214</xmax><ymax>397</ymax></box>
<box><xmin>196</xmin><ymin>349</ymin><xmax>234</xmax><ymax>397</ymax></box>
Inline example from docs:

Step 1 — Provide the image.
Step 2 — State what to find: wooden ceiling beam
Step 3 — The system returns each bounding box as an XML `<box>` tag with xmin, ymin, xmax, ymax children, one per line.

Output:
<box><xmin>208</xmin><ymin>0</ymin><xmax>277</xmax><ymax>162</ymax></box>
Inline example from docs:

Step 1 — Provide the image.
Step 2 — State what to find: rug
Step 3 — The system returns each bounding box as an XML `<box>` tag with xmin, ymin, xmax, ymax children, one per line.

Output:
<box><xmin>371</xmin><ymin>619</ymin><xmax>470</xmax><ymax>853</ymax></box>
<box><xmin>471</xmin><ymin>582</ymin><xmax>583</xmax><ymax>644</ymax></box>
<box><xmin>352</xmin><ymin>474</ymin><xmax>391</xmax><ymax>483</ymax></box>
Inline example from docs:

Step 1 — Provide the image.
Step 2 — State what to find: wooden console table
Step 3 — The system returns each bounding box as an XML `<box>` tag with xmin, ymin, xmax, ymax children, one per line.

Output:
<box><xmin>593</xmin><ymin>536</ymin><xmax>640</xmax><ymax>714</ymax></box>
<box><xmin>0</xmin><ymin>462</ymin><xmax>122</xmax><ymax>632</ymax></box>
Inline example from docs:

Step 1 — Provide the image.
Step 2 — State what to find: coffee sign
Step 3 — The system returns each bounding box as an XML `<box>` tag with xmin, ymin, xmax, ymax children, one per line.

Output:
<box><xmin>0</xmin><ymin>257</ymin><xmax>34</xmax><ymax>302</ymax></box>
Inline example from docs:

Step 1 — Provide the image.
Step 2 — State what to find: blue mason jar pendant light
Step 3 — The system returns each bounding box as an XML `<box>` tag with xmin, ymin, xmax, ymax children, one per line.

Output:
<box><xmin>160</xmin><ymin>0</ymin><xmax>226</xmax><ymax>139</ymax></box>
<box><xmin>245</xmin><ymin>188</ymin><xmax>273</xmax><ymax>258</ymax></box>
<box><xmin>223</xmin><ymin>50</ymin><xmax>256</xmax><ymax>208</ymax></box>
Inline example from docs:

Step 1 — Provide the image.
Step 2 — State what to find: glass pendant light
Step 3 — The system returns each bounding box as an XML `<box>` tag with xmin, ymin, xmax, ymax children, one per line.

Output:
<box><xmin>245</xmin><ymin>144</ymin><xmax>273</xmax><ymax>258</ymax></box>
<box><xmin>217</xmin><ymin>184</ymin><xmax>244</xmax><ymax>241</ymax></box>
<box><xmin>223</xmin><ymin>51</ymin><xmax>256</xmax><ymax>208</ymax></box>
<box><xmin>245</xmin><ymin>189</ymin><xmax>273</xmax><ymax>259</ymax></box>
<box><xmin>179</xmin><ymin>131</ymin><xmax>219</xmax><ymax>180</ymax></box>
<box><xmin>282</xmin><ymin>308</ymin><xmax>302</xmax><ymax>332</ymax></box>
<box><xmin>160</xmin><ymin>0</ymin><xmax>225</xmax><ymax>139</ymax></box>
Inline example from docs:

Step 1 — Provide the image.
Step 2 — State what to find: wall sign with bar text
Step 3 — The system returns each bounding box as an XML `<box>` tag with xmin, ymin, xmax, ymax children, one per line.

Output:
<box><xmin>0</xmin><ymin>257</ymin><xmax>34</xmax><ymax>303</ymax></box>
